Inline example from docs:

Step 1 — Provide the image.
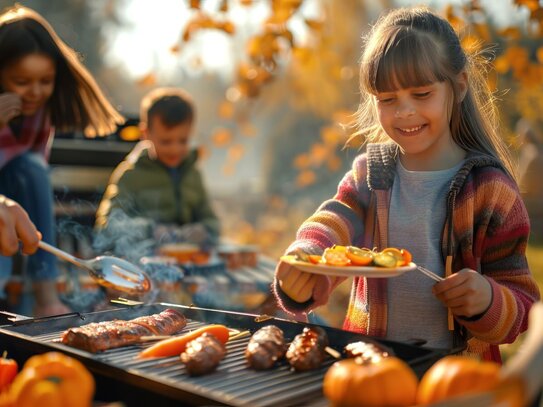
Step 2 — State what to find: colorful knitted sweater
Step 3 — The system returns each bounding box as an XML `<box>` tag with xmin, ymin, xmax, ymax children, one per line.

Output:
<box><xmin>274</xmin><ymin>143</ymin><xmax>540</xmax><ymax>362</ymax></box>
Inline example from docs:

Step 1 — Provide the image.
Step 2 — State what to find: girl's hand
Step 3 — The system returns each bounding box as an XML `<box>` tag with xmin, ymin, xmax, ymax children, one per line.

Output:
<box><xmin>432</xmin><ymin>269</ymin><xmax>492</xmax><ymax>318</ymax></box>
<box><xmin>276</xmin><ymin>260</ymin><xmax>318</xmax><ymax>303</ymax></box>
<box><xmin>276</xmin><ymin>260</ymin><xmax>345</xmax><ymax>304</ymax></box>
<box><xmin>0</xmin><ymin>93</ymin><xmax>22</xmax><ymax>128</ymax></box>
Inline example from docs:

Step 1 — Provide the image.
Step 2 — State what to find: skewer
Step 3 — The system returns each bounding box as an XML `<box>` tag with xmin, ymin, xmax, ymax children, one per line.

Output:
<box><xmin>139</xmin><ymin>335</ymin><xmax>172</xmax><ymax>342</ymax></box>
<box><xmin>229</xmin><ymin>330</ymin><xmax>251</xmax><ymax>341</ymax></box>
<box><xmin>416</xmin><ymin>265</ymin><xmax>444</xmax><ymax>282</ymax></box>
<box><xmin>110</xmin><ymin>298</ymin><xmax>144</xmax><ymax>306</ymax></box>
<box><xmin>325</xmin><ymin>346</ymin><xmax>342</xmax><ymax>359</ymax></box>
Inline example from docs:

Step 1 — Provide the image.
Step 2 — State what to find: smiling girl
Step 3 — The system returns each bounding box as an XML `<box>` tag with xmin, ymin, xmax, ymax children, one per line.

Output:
<box><xmin>274</xmin><ymin>7</ymin><xmax>540</xmax><ymax>362</ymax></box>
<box><xmin>0</xmin><ymin>5</ymin><xmax>123</xmax><ymax>316</ymax></box>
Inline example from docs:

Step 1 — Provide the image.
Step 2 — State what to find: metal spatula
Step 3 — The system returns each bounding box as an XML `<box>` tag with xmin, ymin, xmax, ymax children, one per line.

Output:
<box><xmin>38</xmin><ymin>241</ymin><xmax>152</xmax><ymax>295</ymax></box>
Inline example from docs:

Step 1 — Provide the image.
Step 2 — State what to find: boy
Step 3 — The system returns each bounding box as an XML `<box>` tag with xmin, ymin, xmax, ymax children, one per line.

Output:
<box><xmin>95</xmin><ymin>88</ymin><xmax>220</xmax><ymax>256</ymax></box>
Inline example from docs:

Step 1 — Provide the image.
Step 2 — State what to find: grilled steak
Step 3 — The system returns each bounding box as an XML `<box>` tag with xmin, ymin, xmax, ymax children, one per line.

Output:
<box><xmin>245</xmin><ymin>325</ymin><xmax>287</xmax><ymax>370</ymax></box>
<box><xmin>180</xmin><ymin>332</ymin><xmax>226</xmax><ymax>376</ymax></box>
<box><xmin>286</xmin><ymin>326</ymin><xmax>328</xmax><ymax>371</ymax></box>
<box><xmin>344</xmin><ymin>341</ymin><xmax>389</xmax><ymax>363</ymax></box>
<box><xmin>61</xmin><ymin>308</ymin><xmax>187</xmax><ymax>353</ymax></box>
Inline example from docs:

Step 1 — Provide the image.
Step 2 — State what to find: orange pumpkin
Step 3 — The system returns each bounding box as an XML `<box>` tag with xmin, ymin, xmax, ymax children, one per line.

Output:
<box><xmin>3</xmin><ymin>352</ymin><xmax>95</xmax><ymax>407</ymax></box>
<box><xmin>323</xmin><ymin>356</ymin><xmax>418</xmax><ymax>407</ymax></box>
<box><xmin>416</xmin><ymin>355</ymin><xmax>501</xmax><ymax>404</ymax></box>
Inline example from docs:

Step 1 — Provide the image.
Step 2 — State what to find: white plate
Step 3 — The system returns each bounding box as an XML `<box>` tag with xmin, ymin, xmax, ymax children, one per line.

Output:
<box><xmin>280</xmin><ymin>255</ymin><xmax>417</xmax><ymax>278</ymax></box>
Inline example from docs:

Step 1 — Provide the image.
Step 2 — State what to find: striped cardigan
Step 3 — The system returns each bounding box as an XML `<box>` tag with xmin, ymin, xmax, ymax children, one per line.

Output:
<box><xmin>274</xmin><ymin>143</ymin><xmax>540</xmax><ymax>362</ymax></box>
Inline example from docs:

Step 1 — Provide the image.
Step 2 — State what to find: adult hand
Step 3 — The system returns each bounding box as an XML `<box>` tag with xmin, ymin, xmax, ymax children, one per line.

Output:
<box><xmin>0</xmin><ymin>93</ymin><xmax>22</xmax><ymax>128</ymax></box>
<box><xmin>0</xmin><ymin>195</ymin><xmax>41</xmax><ymax>256</ymax></box>
<box><xmin>432</xmin><ymin>268</ymin><xmax>492</xmax><ymax>318</ymax></box>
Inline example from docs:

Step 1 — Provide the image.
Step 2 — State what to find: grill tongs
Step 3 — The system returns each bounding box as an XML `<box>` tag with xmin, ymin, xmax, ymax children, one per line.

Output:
<box><xmin>39</xmin><ymin>241</ymin><xmax>152</xmax><ymax>295</ymax></box>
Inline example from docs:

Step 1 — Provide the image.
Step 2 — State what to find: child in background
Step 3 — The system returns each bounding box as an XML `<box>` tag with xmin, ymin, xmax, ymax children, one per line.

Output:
<box><xmin>0</xmin><ymin>6</ymin><xmax>123</xmax><ymax>316</ymax></box>
<box><xmin>95</xmin><ymin>87</ymin><xmax>220</xmax><ymax>258</ymax></box>
<box><xmin>274</xmin><ymin>7</ymin><xmax>540</xmax><ymax>362</ymax></box>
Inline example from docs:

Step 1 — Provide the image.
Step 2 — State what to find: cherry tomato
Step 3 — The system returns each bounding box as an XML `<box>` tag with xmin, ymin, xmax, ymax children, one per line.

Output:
<box><xmin>308</xmin><ymin>255</ymin><xmax>323</xmax><ymax>265</ymax></box>
<box><xmin>380</xmin><ymin>248</ymin><xmax>406</xmax><ymax>266</ymax></box>
<box><xmin>323</xmin><ymin>248</ymin><xmax>351</xmax><ymax>266</ymax></box>
<box><xmin>400</xmin><ymin>249</ymin><xmax>412</xmax><ymax>266</ymax></box>
<box><xmin>345</xmin><ymin>246</ymin><xmax>374</xmax><ymax>266</ymax></box>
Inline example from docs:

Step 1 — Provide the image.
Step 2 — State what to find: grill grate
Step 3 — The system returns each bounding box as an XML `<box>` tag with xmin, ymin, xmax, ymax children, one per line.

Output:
<box><xmin>28</xmin><ymin>321</ymin><xmax>334</xmax><ymax>406</ymax></box>
<box><xmin>0</xmin><ymin>303</ymin><xmax>449</xmax><ymax>406</ymax></box>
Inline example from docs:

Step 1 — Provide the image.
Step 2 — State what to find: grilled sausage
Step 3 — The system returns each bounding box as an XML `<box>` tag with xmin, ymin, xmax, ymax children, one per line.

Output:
<box><xmin>180</xmin><ymin>332</ymin><xmax>226</xmax><ymax>376</ymax></box>
<box><xmin>61</xmin><ymin>309</ymin><xmax>187</xmax><ymax>353</ymax></box>
<box><xmin>245</xmin><ymin>325</ymin><xmax>287</xmax><ymax>370</ymax></box>
<box><xmin>344</xmin><ymin>341</ymin><xmax>390</xmax><ymax>363</ymax></box>
<box><xmin>286</xmin><ymin>326</ymin><xmax>328</xmax><ymax>371</ymax></box>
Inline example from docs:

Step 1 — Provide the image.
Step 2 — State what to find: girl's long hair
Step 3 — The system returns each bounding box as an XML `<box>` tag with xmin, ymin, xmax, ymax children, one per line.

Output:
<box><xmin>353</xmin><ymin>7</ymin><xmax>517</xmax><ymax>181</ymax></box>
<box><xmin>0</xmin><ymin>5</ymin><xmax>124</xmax><ymax>137</ymax></box>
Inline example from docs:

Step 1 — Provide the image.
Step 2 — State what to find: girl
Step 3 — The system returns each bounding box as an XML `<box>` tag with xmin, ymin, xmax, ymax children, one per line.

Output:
<box><xmin>0</xmin><ymin>5</ymin><xmax>124</xmax><ymax>316</ymax></box>
<box><xmin>274</xmin><ymin>7</ymin><xmax>540</xmax><ymax>362</ymax></box>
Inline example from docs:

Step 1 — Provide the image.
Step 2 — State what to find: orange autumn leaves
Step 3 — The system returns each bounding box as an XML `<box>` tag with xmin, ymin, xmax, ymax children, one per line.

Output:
<box><xmin>134</xmin><ymin>0</ymin><xmax>543</xmax><ymax>181</ymax></box>
<box><xmin>446</xmin><ymin>2</ymin><xmax>543</xmax><ymax>90</ymax></box>
<box><xmin>293</xmin><ymin>123</ymin><xmax>348</xmax><ymax>188</ymax></box>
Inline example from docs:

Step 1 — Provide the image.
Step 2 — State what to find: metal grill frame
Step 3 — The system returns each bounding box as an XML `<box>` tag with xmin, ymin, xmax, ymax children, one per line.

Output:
<box><xmin>0</xmin><ymin>303</ymin><xmax>451</xmax><ymax>406</ymax></box>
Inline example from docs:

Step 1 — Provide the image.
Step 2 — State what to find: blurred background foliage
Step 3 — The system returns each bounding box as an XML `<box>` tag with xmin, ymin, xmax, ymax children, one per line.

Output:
<box><xmin>1</xmin><ymin>0</ymin><xmax>542</xmax><ymax>262</ymax></box>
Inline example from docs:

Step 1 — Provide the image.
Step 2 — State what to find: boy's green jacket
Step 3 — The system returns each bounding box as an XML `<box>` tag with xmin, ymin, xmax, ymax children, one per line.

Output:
<box><xmin>96</xmin><ymin>143</ymin><xmax>220</xmax><ymax>239</ymax></box>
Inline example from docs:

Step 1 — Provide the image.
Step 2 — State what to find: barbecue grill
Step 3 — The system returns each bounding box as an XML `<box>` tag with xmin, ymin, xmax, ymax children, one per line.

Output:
<box><xmin>0</xmin><ymin>303</ymin><xmax>452</xmax><ymax>406</ymax></box>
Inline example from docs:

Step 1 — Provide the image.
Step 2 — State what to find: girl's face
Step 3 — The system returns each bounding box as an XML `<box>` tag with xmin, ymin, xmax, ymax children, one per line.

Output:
<box><xmin>1</xmin><ymin>53</ymin><xmax>56</xmax><ymax>116</ymax></box>
<box><xmin>374</xmin><ymin>81</ymin><xmax>464</xmax><ymax>170</ymax></box>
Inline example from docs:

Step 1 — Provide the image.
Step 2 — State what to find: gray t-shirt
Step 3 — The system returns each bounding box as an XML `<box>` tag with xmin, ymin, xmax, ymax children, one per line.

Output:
<box><xmin>386</xmin><ymin>159</ymin><xmax>463</xmax><ymax>349</ymax></box>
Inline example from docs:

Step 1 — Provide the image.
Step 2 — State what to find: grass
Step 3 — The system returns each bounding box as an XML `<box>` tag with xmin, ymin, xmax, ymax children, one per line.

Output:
<box><xmin>527</xmin><ymin>243</ymin><xmax>543</xmax><ymax>290</ymax></box>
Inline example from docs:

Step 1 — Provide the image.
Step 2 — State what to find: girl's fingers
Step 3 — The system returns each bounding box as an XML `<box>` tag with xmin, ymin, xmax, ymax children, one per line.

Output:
<box><xmin>290</xmin><ymin>270</ymin><xmax>312</xmax><ymax>293</ymax></box>
<box><xmin>432</xmin><ymin>271</ymin><xmax>470</xmax><ymax>295</ymax></box>
<box><xmin>433</xmin><ymin>283</ymin><xmax>468</xmax><ymax>302</ymax></box>
<box><xmin>296</xmin><ymin>275</ymin><xmax>317</xmax><ymax>303</ymax></box>
<box><xmin>277</xmin><ymin>264</ymin><xmax>315</xmax><ymax>302</ymax></box>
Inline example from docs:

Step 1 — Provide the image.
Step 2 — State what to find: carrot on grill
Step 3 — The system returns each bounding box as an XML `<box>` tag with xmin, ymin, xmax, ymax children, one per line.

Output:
<box><xmin>138</xmin><ymin>324</ymin><xmax>230</xmax><ymax>358</ymax></box>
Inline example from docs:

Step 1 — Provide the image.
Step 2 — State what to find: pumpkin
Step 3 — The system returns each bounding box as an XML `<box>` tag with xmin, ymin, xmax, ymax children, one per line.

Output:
<box><xmin>323</xmin><ymin>356</ymin><xmax>418</xmax><ymax>407</ymax></box>
<box><xmin>416</xmin><ymin>355</ymin><xmax>501</xmax><ymax>405</ymax></box>
<box><xmin>2</xmin><ymin>352</ymin><xmax>94</xmax><ymax>407</ymax></box>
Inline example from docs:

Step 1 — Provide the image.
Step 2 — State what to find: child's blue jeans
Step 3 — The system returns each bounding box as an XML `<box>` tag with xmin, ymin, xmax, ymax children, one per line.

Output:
<box><xmin>0</xmin><ymin>152</ymin><xmax>58</xmax><ymax>300</ymax></box>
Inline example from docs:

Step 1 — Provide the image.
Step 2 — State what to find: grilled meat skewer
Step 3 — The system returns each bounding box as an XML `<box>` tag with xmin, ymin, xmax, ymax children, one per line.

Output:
<box><xmin>344</xmin><ymin>341</ymin><xmax>390</xmax><ymax>363</ymax></box>
<box><xmin>245</xmin><ymin>325</ymin><xmax>287</xmax><ymax>370</ymax></box>
<box><xmin>180</xmin><ymin>332</ymin><xmax>226</xmax><ymax>376</ymax></box>
<box><xmin>286</xmin><ymin>326</ymin><xmax>328</xmax><ymax>371</ymax></box>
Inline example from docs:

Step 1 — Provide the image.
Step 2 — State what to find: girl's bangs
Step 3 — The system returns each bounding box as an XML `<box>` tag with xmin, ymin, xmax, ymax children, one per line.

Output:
<box><xmin>366</xmin><ymin>28</ymin><xmax>447</xmax><ymax>93</ymax></box>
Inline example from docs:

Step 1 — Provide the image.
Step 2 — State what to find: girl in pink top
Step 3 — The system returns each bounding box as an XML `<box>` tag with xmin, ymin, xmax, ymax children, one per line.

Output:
<box><xmin>0</xmin><ymin>6</ymin><xmax>123</xmax><ymax>316</ymax></box>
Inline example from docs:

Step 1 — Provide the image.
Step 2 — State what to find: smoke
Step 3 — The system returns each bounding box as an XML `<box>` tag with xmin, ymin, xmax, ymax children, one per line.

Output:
<box><xmin>93</xmin><ymin>208</ymin><xmax>156</xmax><ymax>263</ymax></box>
